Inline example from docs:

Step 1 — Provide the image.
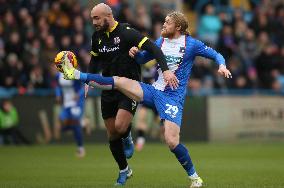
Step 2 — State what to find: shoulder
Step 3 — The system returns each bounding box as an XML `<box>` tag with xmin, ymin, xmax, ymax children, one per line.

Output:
<box><xmin>119</xmin><ymin>22</ymin><xmax>131</xmax><ymax>29</ymax></box>
<box><xmin>185</xmin><ymin>35</ymin><xmax>196</xmax><ymax>43</ymax></box>
<box><xmin>185</xmin><ymin>35</ymin><xmax>204</xmax><ymax>47</ymax></box>
<box><xmin>119</xmin><ymin>23</ymin><xmax>139</xmax><ymax>34</ymax></box>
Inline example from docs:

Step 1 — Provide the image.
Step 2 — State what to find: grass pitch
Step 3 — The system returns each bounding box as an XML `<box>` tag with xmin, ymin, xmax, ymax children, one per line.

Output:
<box><xmin>0</xmin><ymin>142</ymin><xmax>283</xmax><ymax>188</ymax></box>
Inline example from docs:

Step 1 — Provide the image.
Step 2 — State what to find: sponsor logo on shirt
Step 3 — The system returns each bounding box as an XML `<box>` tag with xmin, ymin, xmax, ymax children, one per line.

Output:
<box><xmin>179</xmin><ymin>47</ymin><xmax>185</xmax><ymax>53</ymax></box>
<box><xmin>98</xmin><ymin>45</ymin><xmax>120</xmax><ymax>53</ymax></box>
<box><xmin>114</xmin><ymin>37</ymin><xmax>120</xmax><ymax>45</ymax></box>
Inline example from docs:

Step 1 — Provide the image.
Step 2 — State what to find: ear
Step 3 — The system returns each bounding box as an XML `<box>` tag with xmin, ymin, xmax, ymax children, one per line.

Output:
<box><xmin>176</xmin><ymin>25</ymin><xmax>181</xmax><ymax>31</ymax></box>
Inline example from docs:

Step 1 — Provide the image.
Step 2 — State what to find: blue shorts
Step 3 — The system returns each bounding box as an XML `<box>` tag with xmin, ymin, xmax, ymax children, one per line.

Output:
<box><xmin>139</xmin><ymin>82</ymin><xmax>184</xmax><ymax>126</ymax></box>
<box><xmin>59</xmin><ymin>105</ymin><xmax>84</xmax><ymax>121</ymax></box>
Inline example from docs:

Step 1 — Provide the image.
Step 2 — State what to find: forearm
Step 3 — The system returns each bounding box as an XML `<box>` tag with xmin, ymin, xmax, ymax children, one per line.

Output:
<box><xmin>215</xmin><ymin>53</ymin><xmax>226</xmax><ymax>66</ymax></box>
<box><xmin>135</xmin><ymin>51</ymin><xmax>154</xmax><ymax>64</ymax></box>
<box><xmin>200</xmin><ymin>47</ymin><xmax>226</xmax><ymax>66</ymax></box>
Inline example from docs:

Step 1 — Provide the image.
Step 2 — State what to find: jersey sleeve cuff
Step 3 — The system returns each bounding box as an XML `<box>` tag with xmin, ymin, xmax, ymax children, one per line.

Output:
<box><xmin>138</xmin><ymin>37</ymin><xmax>148</xmax><ymax>49</ymax></box>
<box><xmin>90</xmin><ymin>51</ymin><xmax>98</xmax><ymax>57</ymax></box>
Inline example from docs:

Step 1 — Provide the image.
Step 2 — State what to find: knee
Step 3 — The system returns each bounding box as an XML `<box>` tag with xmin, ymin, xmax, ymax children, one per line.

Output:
<box><xmin>106</xmin><ymin>128</ymin><xmax>118</xmax><ymax>140</ymax></box>
<box><xmin>114</xmin><ymin>77</ymin><xmax>127</xmax><ymax>87</ymax></box>
<box><xmin>115</xmin><ymin>122</ymin><xmax>128</xmax><ymax>135</ymax></box>
<box><xmin>164</xmin><ymin>135</ymin><xmax>179</xmax><ymax>150</ymax></box>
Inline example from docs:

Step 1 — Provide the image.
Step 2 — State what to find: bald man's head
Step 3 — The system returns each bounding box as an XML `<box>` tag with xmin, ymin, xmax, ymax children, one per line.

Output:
<box><xmin>91</xmin><ymin>3</ymin><xmax>113</xmax><ymax>17</ymax></box>
<box><xmin>91</xmin><ymin>3</ymin><xmax>114</xmax><ymax>32</ymax></box>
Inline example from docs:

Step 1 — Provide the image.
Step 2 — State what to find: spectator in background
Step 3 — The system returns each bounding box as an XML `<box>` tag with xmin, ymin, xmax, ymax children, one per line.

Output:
<box><xmin>117</xmin><ymin>2</ymin><xmax>135</xmax><ymax>26</ymax></box>
<box><xmin>231</xmin><ymin>8</ymin><xmax>244</xmax><ymax>27</ymax></box>
<box><xmin>217</xmin><ymin>25</ymin><xmax>237</xmax><ymax>60</ymax></box>
<box><xmin>0</xmin><ymin>99</ymin><xmax>30</xmax><ymax>145</ymax></box>
<box><xmin>0</xmin><ymin>40</ymin><xmax>5</xmax><ymax>80</ymax></box>
<box><xmin>198</xmin><ymin>4</ymin><xmax>222</xmax><ymax>47</ymax></box>
<box><xmin>238</xmin><ymin>28</ymin><xmax>260</xmax><ymax>69</ymax></box>
<box><xmin>40</xmin><ymin>35</ymin><xmax>58</xmax><ymax>70</ymax></box>
<box><xmin>151</xmin><ymin>2</ymin><xmax>165</xmax><ymax>26</ymax></box>
<box><xmin>2</xmin><ymin>10</ymin><xmax>18</xmax><ymax>37</ymax></box>
<box><xmin>151</xmin><ymin>21</ymin><xmax>163</xmax><ymax>40</ymax></box>
<box><xmin>218</xmin><ymin>10</ymin><xmax>231</xmax><ymax>25</ymax></box>
<box><xmin>249</xmin><ymin>10</ymin><xmax>272</xmax><ymax>36</ymax></box>
<box><xmin>274</xmin><ymin>5</ymin><xmax>284</xmax><ymax>46</ymax></box>
<box><xmin>73</xmin><ymin>15</ymin><xmax>84</xmax><ymax>33</ymax></box>
<box><xmin>59</xmin><ymin>35</ymin><xmax>72</xmax><ymax>51</ymax></box>
<box><xmin>225</xmin><ymin>56</ymin><xmax>244</xmax><ymax>89</ymax></box>
<box><xmin>81</xmin><ymin>7</ymin><xmax>93</xmax><ymax>40</ymax></box>
<box><xmin>0</xmin><ymin>0</ymin><xmax>283</xmax><ymax>95</ymax></box>
<box><xmin>255</xmin><ymin>44</ymin><xmax>279</xmax><ymax>89</ymax></box>
<box><xmin>5</xmin><ymin>31</ymin><xmax>23</xmax><ymax>58</ymax></box>
<box><xmin>233</xmin><ymin>19</ymin><xmax>247</xmax><ymax>43</ymax></box>
<box><xmin>1</xmin><ymin>53</ymin><xmax>24</xmax><ymax>88</ymax></box>
<box><xmin>135</xmin><ymin>4</ymin><xmax>151</xmax><ymax>34</ymax></box>
<box><xmin>150</xmin><ymin>2</ymin><xmax>165</xmax><ymax>39</ymax></box>
<box><xmin>28</xmin><ymin>65</ymin><xmax>50</xmax><ymax>89</ymax></box>
<box><xmin>257</xmin><ymin>31</ymin><xmax>271</xmax><ymax>51</ymax></box>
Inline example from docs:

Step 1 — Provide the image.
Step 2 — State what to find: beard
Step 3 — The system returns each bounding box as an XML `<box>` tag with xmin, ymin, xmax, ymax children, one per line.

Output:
<box><xmin>95</xmin><ymin>19</ymin><xmax>109</xmax><ymax>32</ymax></box>
<box><xmin>161</xmin><ymin>28</ymin><xmax>174</xmax><ymax>38</ymax></box>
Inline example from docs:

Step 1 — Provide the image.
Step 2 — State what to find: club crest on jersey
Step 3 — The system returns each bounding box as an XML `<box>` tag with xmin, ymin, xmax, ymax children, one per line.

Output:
<box><xmin>114</xmin><ymin>37</ymin><xmax>120</xmax><ymax>45</ymax></box>
<box><xmin>179</xmin><ymin>47</ymin><xmax>185</xmax><ymax>53</ymax></box>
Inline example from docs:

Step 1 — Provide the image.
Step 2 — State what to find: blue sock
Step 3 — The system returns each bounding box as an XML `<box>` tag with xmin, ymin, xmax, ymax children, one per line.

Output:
<box><xmin>72</xmin><ymin>125</ymin><xmax>83</xmax><ymax>147</ymax></box>
<box><xmin>80</xmin><ymin>73</ymin><xmax>114</xmax><ymax>89</ymax></box>
<box><xmin>171</xmin><ymin>143</ymin><xmax>196</xmax><ymax>176</ymax></box>
<box><xmin>61</xmin><ymin>124</ymin><xmax>83</xmax><ymax>147</ymax></box>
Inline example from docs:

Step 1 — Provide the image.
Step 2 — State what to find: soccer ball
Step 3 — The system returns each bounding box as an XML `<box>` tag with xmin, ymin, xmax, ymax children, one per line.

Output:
<box><xmin>54</xmin><ymin>51</ymin><xmax>78</xmax><ymax>73</ymax></box>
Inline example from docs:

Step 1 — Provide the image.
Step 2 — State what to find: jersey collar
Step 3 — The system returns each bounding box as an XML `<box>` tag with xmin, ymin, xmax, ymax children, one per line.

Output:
<box><xmin>106</xmin><ymin>21</ymin><xmax>118</xmax><ymax>37</ymax></box>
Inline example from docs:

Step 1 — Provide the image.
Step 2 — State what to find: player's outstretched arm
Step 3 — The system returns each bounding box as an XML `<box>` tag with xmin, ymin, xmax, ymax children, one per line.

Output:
<box><xmin>194</xmin><ymin>39</ymin><xmax>232</xmax><ymax>78</ymax></box>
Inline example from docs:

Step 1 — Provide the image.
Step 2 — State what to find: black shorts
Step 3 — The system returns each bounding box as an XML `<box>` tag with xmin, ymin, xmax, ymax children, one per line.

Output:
<box><xmin>101</xmin><ymin>90</ymin><xmax>138</xmax><ymax>119</ymax></box>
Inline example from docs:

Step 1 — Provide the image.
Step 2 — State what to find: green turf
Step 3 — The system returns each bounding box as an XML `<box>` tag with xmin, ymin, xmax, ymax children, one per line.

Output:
<box><xmin>0</xmin><ymin>142</ymin><xmax>284</xmax><ymax>188</ymax></box>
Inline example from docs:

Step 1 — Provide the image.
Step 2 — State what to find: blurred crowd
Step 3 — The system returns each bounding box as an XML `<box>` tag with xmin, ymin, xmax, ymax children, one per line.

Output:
<box><xmin>186</xmin><ymin>0</ymin><xmax>284</xmax><ymax>93</ymax></box>
<box><xmin>0</xmin><ymin>0</ymin><xmax>284</xmax><ymax>94</ymax></box>
<box><xmin>0</xmin><ymin>0</ymin><xmax>93</xmax><ymax>92</ymax></box>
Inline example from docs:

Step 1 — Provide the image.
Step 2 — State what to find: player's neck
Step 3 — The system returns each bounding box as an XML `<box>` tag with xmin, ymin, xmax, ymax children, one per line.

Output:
<box><xmin>108</xmin><ymin>19</ymin><xmax>117</xmax><ymax>32</ymax></box>
<box><xmin>168</xmin><ymin>33</ymin><xmax>182</xmax><ymax>40</ymax></box>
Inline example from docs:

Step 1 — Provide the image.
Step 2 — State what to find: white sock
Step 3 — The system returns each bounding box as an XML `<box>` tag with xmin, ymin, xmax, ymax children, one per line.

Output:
<box><xmin>120</xmin><ymin>166</ymin><xmax>129</xmax><ymax>173</ymax></box>
<box><xmin>136</xmin><ymin>137</ymin><xmax>145</xmax><ymax>145</ymax></box>
<box><xmin>189</xmin><ymin>172</ymin><xmax>199</xmax><ymax>179</ymax></box>
<box><xmin>74</xmin><ymin>69</ymin><xmax>81</xmax><ymax>80</ymax></box>
<box><xmin>78</xmin><ymin>146</ymin><xmax>85</xmax><ymax>152</ymax></box>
